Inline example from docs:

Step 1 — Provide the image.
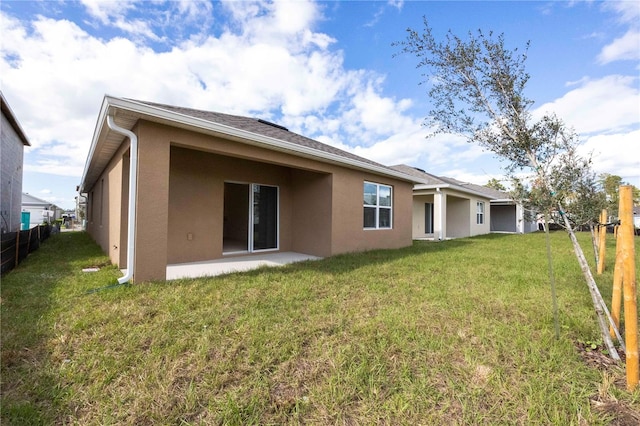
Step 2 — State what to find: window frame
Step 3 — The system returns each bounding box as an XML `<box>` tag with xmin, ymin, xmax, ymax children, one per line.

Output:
<box><xmin>476</xmin><ymin>201</ymin><xmax>485</xmax><ymax>225</ymax></box>
<box><xmin>363</xmin><ymin>181</ymin><xmax>393</xmax><ymax>230</ymax></box>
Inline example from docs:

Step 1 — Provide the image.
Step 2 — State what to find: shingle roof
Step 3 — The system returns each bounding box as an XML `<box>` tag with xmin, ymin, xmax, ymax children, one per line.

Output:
<box><xmin>390</xmin><ymin>164</ymin><xmax>512</xmax><ymax>201</ymax></box>
<box><xmin>437</xmin><ymin>176</ymin><xmax>511</xmax><ymax>200</ymax></box>
<box><xmin>389</xmin><ymin>164</ymin><xmax>448</xmax><ymax>185</ymax></box>
<box><xmin>133</xmin><ymin>99</ymin><xmax>390</xmax><ymax>171</ymax></box>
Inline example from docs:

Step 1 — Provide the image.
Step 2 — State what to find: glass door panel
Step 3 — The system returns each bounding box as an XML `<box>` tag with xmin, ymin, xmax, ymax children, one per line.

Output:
<box><xmin>252</xmin><ymin>184</ymin><xmax>278</xmax><ymax>251</ymax></box>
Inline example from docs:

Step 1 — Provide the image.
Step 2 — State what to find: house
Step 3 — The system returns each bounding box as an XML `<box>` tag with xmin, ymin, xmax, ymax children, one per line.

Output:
<box><xmin>79</xmin><ymin>96</ymin><xmax>418</xmax><ymax>283</ymax></box>
<box><xmin>450</xmin><ymin>180</ymin><xmax>538</xmax><ymax>234</ymax></box>
<box><xmin>390</xmin><ymin>165</ymin><xmax>536</xmax><ymax>240</ymax></box>
<box><xmin>390</xmin><ymin>165</ymin><xmax>493</xmax><ymax>240</ymax></box>
<box><xmin>21</xmin><ymin>193</ymin><xmax>62</xmax><ymax>228</ymax></box>
<box><xmin>1</xmin><ymin>92</ymin><xmax>30</xmax><ymax>233</ymax></box>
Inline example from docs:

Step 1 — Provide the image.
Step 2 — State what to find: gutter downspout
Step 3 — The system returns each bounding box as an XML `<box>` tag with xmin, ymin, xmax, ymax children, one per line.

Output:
<box><xmin>106</xmin><ymin>115</ymin><xmax>138</xmax><ymax>285</ymax></box>
<box><xmin>436</xmin><ymin>188</ymin><xmax>444</xmax><ymax>241</ymax></box>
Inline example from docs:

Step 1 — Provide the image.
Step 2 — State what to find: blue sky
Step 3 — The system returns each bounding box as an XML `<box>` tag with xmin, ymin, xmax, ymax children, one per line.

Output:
<box><xmin>1</xmin><ymin>0</ymin><xmax>638</xmax><ymax>209</ymax></box>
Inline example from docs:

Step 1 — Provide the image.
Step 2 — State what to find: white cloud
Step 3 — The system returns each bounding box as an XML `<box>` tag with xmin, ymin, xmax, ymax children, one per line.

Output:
<box><xmin>579</xmin><ymin>130</ymin><xmax>640</xmax><ymax>187</ymax></box>
<box><xmin>80</xmin><ymin>0</ymin><xmax>137</xmax><ymax>24</ymax></box>
<box><xmin>597</xmin><ymin>30</ymin><xmax>640</xmax><ymax>64</ymax></box>
<box><xmin>0</xmin><ymin>1</ymin><xmax>415</xmax><ymax>184</ymax></box>
<box><xmin>603</xmin><ymin>1</ymin><xmax>640</xmax><ymax>24</ymax></box>
<box><xmin>3</xmin><ymin>0</ymin><xmax>638</xmax><ymax>209</ymax></box>
<box><xmin>388</xmin><ymin>0</ymin><xmax>404</xmax><ymax>11</ymax></box>
<box><xmin>534</xmin><ymin>75</ymin><xmax>640</xmax><ymax>134</ymax></box>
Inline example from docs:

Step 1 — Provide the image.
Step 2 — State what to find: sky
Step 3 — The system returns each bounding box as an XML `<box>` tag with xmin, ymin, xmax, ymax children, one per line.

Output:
<box><xmin>1</xmin><ymin>0</ymin><xmax>638</xmax><ymax>210</ymax></box>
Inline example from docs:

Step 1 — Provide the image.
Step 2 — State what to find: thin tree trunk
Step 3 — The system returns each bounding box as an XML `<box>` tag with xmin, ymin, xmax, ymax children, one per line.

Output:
<box><xmin>597</xmin><ymin>209</ymin><xmax>607</xmax><ymax>274</ymax></box>
<box><xmin>544</xmin><ymin>212</ymin><xmax>560</xmax><ymax>340</ymax></box>
<box><xmin>557</xmin><ymin>204</ymin><xmax>623</xmax><ymax>360</ymax></box>
<box><xmin>590</xmin><ymin>224</ymin><xmax>599</xmax><ymax>267</ymax></box>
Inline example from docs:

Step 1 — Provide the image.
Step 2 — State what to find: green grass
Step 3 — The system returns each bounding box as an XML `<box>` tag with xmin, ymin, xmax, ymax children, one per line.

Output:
<box><xmin>1</xmin><ymin>231</ymin><xmax>639</xmax><ymax>424</ymax></box>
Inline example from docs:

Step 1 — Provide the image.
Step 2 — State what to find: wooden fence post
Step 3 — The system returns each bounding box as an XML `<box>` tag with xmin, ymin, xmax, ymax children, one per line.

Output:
<box><xmin>597</xmin><ymin>209</ymin><xmax>607</xmax><ymax>274</ymax></box>
<box><xmin>610</xmin><ymin>229</ymin><xmax>624</xmax><ymax>338</ymax></box>
<box><xmin>619</xmin><ymin>185</ymin><xmax>638</xmax><ymax>391</ymax></box>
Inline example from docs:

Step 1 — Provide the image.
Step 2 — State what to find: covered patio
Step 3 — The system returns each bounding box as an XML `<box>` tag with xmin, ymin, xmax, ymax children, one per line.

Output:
<box><xmin>165</xmin><ymin>251</ymin><xmax>321</xmax><ymax>280</ymax></box>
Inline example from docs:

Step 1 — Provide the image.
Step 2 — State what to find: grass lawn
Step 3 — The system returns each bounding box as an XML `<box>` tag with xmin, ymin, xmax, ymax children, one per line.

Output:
<box><xmin>1</xmin><ymin>230</ymin><xmax>639</xmax><ymax>424</ymax></box>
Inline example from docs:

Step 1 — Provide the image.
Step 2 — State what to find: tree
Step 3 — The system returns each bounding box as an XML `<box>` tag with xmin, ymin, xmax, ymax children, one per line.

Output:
<box><xmin>485</xmin><ymin>178</ymin><xmax>506</xmax><ymax>192</ymax></box>
<box><xmin>598</xmin><ymin>173</ymin><xmax>640</xmax><ymax>218</ymax></box>
<box><xmin>395</xmin><ymin>19</ymin><xmax>621</xmax><ymax>357</ymax></box>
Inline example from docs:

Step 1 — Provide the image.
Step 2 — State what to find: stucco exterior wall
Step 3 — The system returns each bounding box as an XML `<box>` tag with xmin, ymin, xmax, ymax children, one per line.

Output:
<box><xmin>411</xmin><ymin>194</ymin><xmax>436</xmax><ymax>239</ymax></box>
<box><xmin>330</xmin><ymin>168</ymin><xmax>413</xmax><ymax>254</ymax></box>
<box><xmin>289</xmin><ymin>169</ymin><xmax>333</xmax><ymax>257</ymax></box>
<box><xmin>85</xmin><ymin>140</ymin><xmax>129</xmax><ymax>267</ymax></box>
<box><xmin>469</xmin><ymin>198</ymin><xmax>491</xmax><ymax>237</ymax></box>
<box><xmin>88</xmin><ymin>119</ymin><xmax>414</xmax><ymax>282</ymax></box>
<box><xmin>446</xmin><ymin>195</ymin><xmax>470</xmax><ymax>238</ymax></box>
<box><xmin>412</xmin><ymin>188</ymin><xmax>491</xmax><ymax>239</ymax></box>
<box><xmin>167</xmin><ymin>147</ymin><xmax>300</xmax><ymax>264</ymax></box>
<box><xmin>1</xmin><ymin>112</ymin><xmax>25</xmax><ymax>233</ymax></box>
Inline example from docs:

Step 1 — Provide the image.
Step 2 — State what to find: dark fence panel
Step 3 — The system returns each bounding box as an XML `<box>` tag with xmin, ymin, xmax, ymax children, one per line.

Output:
<box><xmin>1</xmin><ymin>231</ymin><xmax>18</xmax><ymax>275</ymax></box>
<box><xmin>1</xmin><ymin>224</ymin><xmax>53</xmax><ymax>275</ymax></box>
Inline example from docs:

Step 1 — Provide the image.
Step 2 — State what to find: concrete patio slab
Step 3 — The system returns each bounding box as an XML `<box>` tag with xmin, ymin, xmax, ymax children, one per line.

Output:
<box><xmin>166</xmin><ymin>252</ymin><xmax>321</xmax><ymax>280</ymax></box>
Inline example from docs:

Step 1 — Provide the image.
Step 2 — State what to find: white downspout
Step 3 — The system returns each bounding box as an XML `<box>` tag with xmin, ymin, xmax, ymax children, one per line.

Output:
<box><xmin>436</xmin><ymin>188</ymin><xmax>444</xmax><ymax>241</ymax></box>
<box><xmin>107</xmin><ymin>115</ymin><xmax>138</xmax><ymax>284</ymax></box>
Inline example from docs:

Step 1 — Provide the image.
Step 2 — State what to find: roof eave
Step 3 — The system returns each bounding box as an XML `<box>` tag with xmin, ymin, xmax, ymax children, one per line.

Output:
<box><xmin>1</xmin><ymin>92</ymin><xmax>31</xmax><ymax>146</ymax></box>
<box><xmin>80</xmin><ymin>96</ymin><xmax>418</xmax><ymax>192</ymax></box>
<box><xmin>413</xmin><ymin>183</ymin><xmax>494</xmax><ymax>200</ymax></box>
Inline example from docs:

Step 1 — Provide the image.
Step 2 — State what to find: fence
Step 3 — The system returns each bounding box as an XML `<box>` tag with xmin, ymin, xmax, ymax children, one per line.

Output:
<box><xmin>1</xmin><ymin>224</ymin><xmax>53</xmax><ymax>275</ymax></box>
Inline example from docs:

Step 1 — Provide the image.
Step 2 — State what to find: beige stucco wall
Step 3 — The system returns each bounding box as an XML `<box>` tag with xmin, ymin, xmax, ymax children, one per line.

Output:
<box><xmin>411</xmin><ymin>188</ymin><xmax>491</xmax><ymax>240</ymax></box>
<box><xmin>290</xmin><ymin>169</ymin><xmax>333</xmax><ymax>257</ymax></box>
<box><xmin>412</xmin><ymin>194</ymin><xmax>436</xmax><ymax>239</ymax></box>
<box><xmin>88</xmin><ymin>119</ymin><xmax>414</xmax><ymax>282</ymax></box>
<box><xmin>85</xmin><ymin>141</ymin><xmax>129</xmax><ymax>267</ymax></box>
<box><xmin>470</xmin><ymin>198</ymin><xmax>491</xmax><ymax>236</ymax></box>
<box><xmin>167</xmin><ymin>147</ymin><xmax>339</xmax><ymax>262</ymax></box>
<box><xmin>446</xmin><ymin>195</ymin><xmax>470</xmax><ymax>238</ymax></box>
<box><xmin>330</xmin><ymin>169</ymin><xmax>412</xmax><ymax>254</ymax></box>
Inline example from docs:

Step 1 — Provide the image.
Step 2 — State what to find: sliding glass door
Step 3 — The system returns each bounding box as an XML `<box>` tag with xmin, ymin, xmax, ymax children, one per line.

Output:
<box><xmin>252</xmin><ymin>184</ymin><xmax>278</xmax><ymax>250</ymax></box>
<box><xmin>223</xmin><ymin>182</ymin><xmax>278</xmax><ymax>253</ymax></box>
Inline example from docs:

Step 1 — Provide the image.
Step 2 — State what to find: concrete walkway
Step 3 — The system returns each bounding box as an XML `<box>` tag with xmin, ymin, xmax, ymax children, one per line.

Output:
<box><xmin>166</xmin><ymin>252</ymin><xmax>321</xmax><ymax>280</ymax></box>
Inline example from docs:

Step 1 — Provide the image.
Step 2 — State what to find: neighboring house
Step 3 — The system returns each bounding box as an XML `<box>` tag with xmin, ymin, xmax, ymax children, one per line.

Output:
<box><xmin>1</xmin><ymin>92</ymin><xmax>30</xmax><ymax>233</ymax></box>
<box><xmin>21</xmin><ymin>193</ymin><xmax>62</xmax><ymax>227</ymax></box>
<box><xmin>391</xmin><ymin>165</ymin><xmax>493</xmax><ymax>240</ymax></box>
<box><xmin>75</xmin><ymin>190</ymin><xmax>87</xmax><ymax>228</ymax></box>
<box><xmin>79</xmin><ymin>96</ymin><xmax>418</xmax><ymax>282</ymax></box>
<box><xmin>452</xmin><ymin>181</ymin><xmax>538</xmax><ymax>234</ymax></box>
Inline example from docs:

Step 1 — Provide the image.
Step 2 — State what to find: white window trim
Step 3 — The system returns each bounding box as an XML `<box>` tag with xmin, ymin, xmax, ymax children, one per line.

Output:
<box><xmin>476</xmin><ymin>201</ymin><xmax>485</xmax><ymax>225</ymax></box>
<box><xmin>363</xmin><ymin>181</ymin><xmax>393</xmax><ymax>230</ymax></box>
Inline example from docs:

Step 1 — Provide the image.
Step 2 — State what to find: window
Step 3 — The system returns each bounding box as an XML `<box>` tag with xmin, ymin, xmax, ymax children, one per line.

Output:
<box><xmin>364</xmin><ymin>182</ymin><xmax>392</xmax><ymax>229</ymax></box>
<box><xmin>476</xmin><ymin>201</ymin><xmax>485</xmax><ymax>225</ymax></box>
